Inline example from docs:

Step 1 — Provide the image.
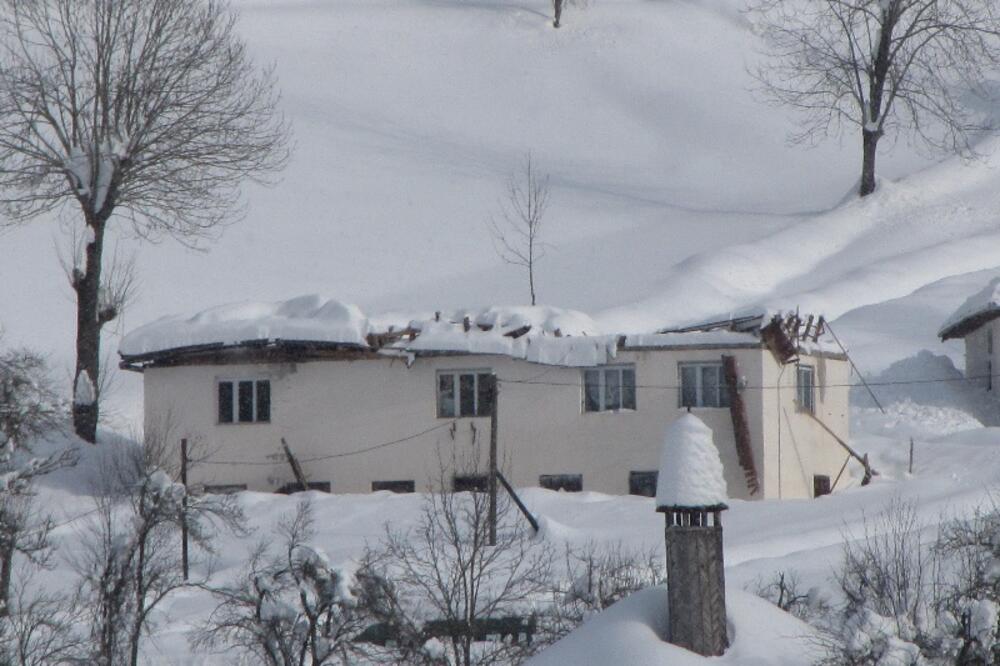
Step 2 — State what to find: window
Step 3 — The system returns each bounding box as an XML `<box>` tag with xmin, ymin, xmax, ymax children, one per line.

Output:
<box><xmin>453</xmin><ymin>474</ymin><xmax>488</xmax><ymax>493</ymax></box>
<box><xmin>202</xmin><ymin>484</ymin><xmax>247</xmax><ymax>495</ymax></box>
<box><xmin>583</xmin><ymin>366</ymin><xmax>636</xmax><ymax>412</ymax></box>
<box><xmin>539</xmin><ymin>474</ymin><xmax>583</xmax><ymax>492</ymax></box>
<box><xmin>797</xmin><ymin>365</ymin><xmax>815</xmax><ymax>413</ymax></box>
<box><xmin>218</xmin><ymin>379</ymin><xmax>270</xmax><ymax>423</ymax></box>
<box><xmin>437</xmin><ymin>371</ymin><xmax>494</xmax><ymax>417</ymax></box>
<box><xmin>629</xmin><ymin>470</ymin><xmax>658</xmax><ymax>497</ymax></box>
<box><xmin>372</xmin><ymin>480</ymin><xmax>415</xmax><ymax>493</ymax></box>
<box><xmin>679</xmin><ymin>363</ymin><xmax>730</xmax><ymax>408</ymax></box>
<box><xmin>813</xmin><ymin>475</ymin><xmax>831</xmax><ymax>498</ymax></box>
<box><xmin>277</xmin><ymin>481</ymin><xmax>331</xmax><ymax>494</ymax></box>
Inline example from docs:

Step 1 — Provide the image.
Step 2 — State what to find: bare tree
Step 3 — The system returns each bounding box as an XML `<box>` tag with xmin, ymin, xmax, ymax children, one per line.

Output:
<box><xmin>0</xmin><ymin>0</ymin><xmax>290</xmax><ymax>442</ymax></box>
<box><xmin>750</xmin><ymin>0</ymin><xmax>1000</xmax><ymax>197</ymax></box>
<box><xmin>488</xmin><ymin>155</ymin><xmax>550</xmax><ymax>307</ymax></box>
<box><xmin>362</xmin><ymin>450</ymin><xmax>554</xmax><ymax>665</ymax></box>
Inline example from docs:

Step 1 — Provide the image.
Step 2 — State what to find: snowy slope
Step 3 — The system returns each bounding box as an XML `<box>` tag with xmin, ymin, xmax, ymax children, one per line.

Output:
<box><xmin>4</xmin><ymin>0</ymin><xmax>992</xmax><ymax>426</ymax></box>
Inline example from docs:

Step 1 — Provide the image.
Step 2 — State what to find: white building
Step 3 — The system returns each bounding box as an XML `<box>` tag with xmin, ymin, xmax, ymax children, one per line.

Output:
<box><xmin>119</xmin><ymin>296</ymin><xmax>855</xmax><ymax>500</ymax></box>
<box><xmin>939</xmin><ymin>276</ymin><xmax>1000</xmax><ymax>392</ymax></box>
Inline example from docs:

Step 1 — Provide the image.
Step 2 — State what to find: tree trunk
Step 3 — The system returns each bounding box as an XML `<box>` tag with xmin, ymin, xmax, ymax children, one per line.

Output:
<box><xmin>73</xmin><ymin>218</ymin><xmax>107</xmax><ymax>443</ymax></box>
<box><xmin>0</xmin><ymin>540</ymin><xmax>12</xmax><ymax>620</ymax></box>
<box><xmin>553</xmin><ymin>0</ymin><xmax>563</xmax><ymax>28</ymax></box>
<box><xmin>859</xmin><ymin>129</ymin><xmax>880</xmax><ymax>197</ymax></box>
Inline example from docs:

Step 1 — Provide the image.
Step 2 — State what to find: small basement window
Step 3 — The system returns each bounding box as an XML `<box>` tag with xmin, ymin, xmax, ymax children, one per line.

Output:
<box><xmin>629</xmin><ymin>470</ymin><xmax>658</xmax><ymax>497</ymax></box>
<box><xmin>437</xmin><ymin>371</ymin><xmax>494</xmax><ymax>418</ymax></box>
<box><xmin>583</xmin><ymin>366</ymin><xmax>636</xmax><ymax>412</ymax></box>
<box><xmin>218</xmin><ymin>379</ymin><xmax>271</xmax><ymax>424</ymax></box>
<box><xmin>202</xmin><ymin>484</ymin><xmax>247</xmax><ymax>495</ymax></box>
<box><xmin>276</xmin><ymin>481</ymin><xmax>331</xmax><ymax>494</ymax></box>
<box><xmin>679</xmin><ymin>363</ymin><xmax>731</xmax><ymax>408</ymax></box>
<box><xmin>813</xmin><ymin>475</ymin><xmax>831</xmax><ymax>498</ymax></box>
<box><xmin>797</xmin><ymin>365</ymin><xmax>815</xmax><ymax>414</ymax></box>
<box><xmin>453</xmin><ymin>474</ymin><xmax>488</xmax><ymax>493</ymax></box>
<box><xmin>372</xmin><ymin>480</ymin><xmax>416</xmax><ymax>493</ymax></box>
<box><xmin>539</xmin><ymin>474</ymin><xmax>583</xmax><ymax>492</ymax></box>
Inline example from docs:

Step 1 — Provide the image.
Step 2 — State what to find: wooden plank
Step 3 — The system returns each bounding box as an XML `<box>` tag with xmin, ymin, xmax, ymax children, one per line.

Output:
<box><xmin>722</xmin><ymin>355</ymin><xmax>760</xmax><ymax>495</ymax></box>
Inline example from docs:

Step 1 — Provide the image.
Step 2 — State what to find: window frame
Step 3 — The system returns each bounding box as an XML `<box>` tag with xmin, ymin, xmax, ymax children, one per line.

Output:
<box><xmin>678</xmin><ymin>362</ymin><xmax>731</xmax><ymax>409</ymax></box>
<box><xmin>796</xmin><ymin>364</ymin><xmax>816</xmax><ymax>414</ymax></box>
<box><xmin>582</xmin><ymin>365</ymin><xmax>637</xmax><ymax>413</ymax></box>
<box><xmin>217</xmin><ymin>378</ymin><xmax>271</xmax><ymax>424</ymax></box>
<box><xmin>539</xmin><ymin>474</ymin><xmax>583</xmax><ymax>492</ymax></box>
<box><xmin>436</xmin><ymin>369</ymin><xmax>494</xmax><ymax>418</ymax></box>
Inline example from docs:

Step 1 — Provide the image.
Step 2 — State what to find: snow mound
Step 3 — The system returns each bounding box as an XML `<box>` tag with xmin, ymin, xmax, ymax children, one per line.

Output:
<box><xmin>119</xmin><ymin>294</ymin><xmax>371</xmax><ymax>356</ymax></box>
<box><xmin>655</xmin><ymin>414</ymin><xmax>727</xmax><ymax>508</ymax></box>
<box><xmin>939</xmin><ymin>276</ymin><xmax>1000</xmax><ymax>339</ymax></box>
<box><xmin>527</xmin><ymin>587</ymin><xmax>819</xmax><ymax>666</ymax></box>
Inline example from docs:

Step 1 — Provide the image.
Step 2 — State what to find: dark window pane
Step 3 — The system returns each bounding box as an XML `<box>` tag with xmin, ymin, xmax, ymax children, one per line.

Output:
<box><xmin>256</xmin><ymin>380</ymin><xmax>271</xmax><ymax>422</ymax></box>
<box><xmin>238</xmin><ymin>381</ymin><xmax>254</xmax><ymax>422</ymax></box>
<box><xmin>459</xmin><ymin>374</ymin><xmax>476</xmax><ymax>417</ymax></box>
<box><xmin>680</xmin><ymin>365</ymin><xmax>698</xmax><ymax>407</ymax></box>
<box><xmin>584</xmin><ymin>370</ymin><xmax>601</xmax><ymax>412</ymax></box>
<box><xmin>476</xmin><ymin>373</ymin><xmax>494</xmax><ymax>416</ymax></box>
<box><xmin>605</xmin><ymin>369</ymin><xmax>621</xmax><ymax>411</ymax></box>
<box><xmin>218</xmin><ymin>382</ymin><xmax>233</xmax><ymax>423</ymax></box>
<box><xmin>813</xmin><ymin>475</ymin><xmax>831</xmax><ymax>498</ymax></box>
<box><xmin>539</xmin><ymin>474</ymin><xmax>583</xmax><ymax>492</ymax></box>
<box><xmin>372</xmin><ymin>480</ymin><xmax>416</xmax><ymax>493</ymax></box>
<box><xmin>622</xmin><ymin>368</ymin><xmax>636</xmax><ymax>410</ymax></box>
<box><xmin>629</xmin><ymin>470</ymin><xmax>658</xmax><ymax>497</ymax></box>
<box><xmin>701</xmin><ymin>365</ymin><xmax>719</xmax><ymax>407</ymax></box>
<box><xmin>453</xmin><ymin>474</ymin><xmax>488</xmax><ymax>492</ymax></box>
<box><xmin>438</xmin><ymin>374</ymin><xmax>455</xmax><ymax>417</ymax></box>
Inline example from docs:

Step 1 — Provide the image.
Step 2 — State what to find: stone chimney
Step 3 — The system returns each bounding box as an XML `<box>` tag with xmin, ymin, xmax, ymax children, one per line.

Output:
<box><xmin>655</xmin><ymin>413</ymin><xmax>729</xmax><ymax>657</ymax></box>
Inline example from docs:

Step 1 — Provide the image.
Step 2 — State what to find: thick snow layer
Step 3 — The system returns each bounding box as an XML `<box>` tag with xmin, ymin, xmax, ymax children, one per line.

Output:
<box><xmin>655</xmin><ymin>414</ymin><xmax>728</xmax><ymax>508</ymax></box>
<box><xmin>73</xmin><ymin>370</ymin><xmax>96</xmax><ymax>406</ymax></box>
<box><xmin>938</xmin><ymin>276</ymin><xmax>1000</xmax><ymax>338</ymax></box>
<box><xmin>527</xmin><ymin>587</ymin><xmax>819</xmax><ymax>665</ymax></box>
<box><xmin>119</xmin><ymin>295</ymin><xmax>371</xmax><ymax>356</ymax></box>
<box><xmin>392</xmin><ymin>307</ymin><xmax>618</xmax><ymax>366</ymax></box>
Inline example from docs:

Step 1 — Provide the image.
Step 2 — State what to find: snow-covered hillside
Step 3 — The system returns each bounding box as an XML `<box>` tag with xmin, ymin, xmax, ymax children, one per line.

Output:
<box><xmin>2</xmin><ymin>0</ymin><xmax>997</xmax><ymax>422</ymax></box>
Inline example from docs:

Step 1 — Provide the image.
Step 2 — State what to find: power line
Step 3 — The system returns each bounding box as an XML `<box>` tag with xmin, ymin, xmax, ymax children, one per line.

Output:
<box><xmin>197</xmin><ymin>419</ymin><xmax>460</xmax><ymax>467</ymax></box>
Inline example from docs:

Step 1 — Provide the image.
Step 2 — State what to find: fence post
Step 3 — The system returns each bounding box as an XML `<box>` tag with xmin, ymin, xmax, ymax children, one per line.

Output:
<box><xmin>180</xmin><ymin>438</ymin><xmax>189</xmax><ymax>582</ymax></box>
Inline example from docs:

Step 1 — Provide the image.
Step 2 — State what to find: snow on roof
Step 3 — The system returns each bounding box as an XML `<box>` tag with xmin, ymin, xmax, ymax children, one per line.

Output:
<box><xmin>939</xmin><ymin>277</ymin><xmax>1000</xmax><ymax>340</ymax></box>
<box><xmin>655</xmin><ymin>414</ymin><xmax>728</xmax><ymax>508</ymax></box>
<box><xmin>119</xmin><ymin>294</ymin><xmax>371</xmax><ymax>357</ymax></box>
<box><xmin>389</xmin><ymin>306</ymin><xmax>618</xmax><ymax>367</ymax></box>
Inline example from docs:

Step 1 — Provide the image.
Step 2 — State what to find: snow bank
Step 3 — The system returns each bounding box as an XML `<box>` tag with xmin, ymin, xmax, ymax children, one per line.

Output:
<box><xmin>119</xmin><ymin>295</ymin><xmax>371</xmax><ymax>356</ymax></box>
<box><xmin>655</xmin><ymin>414</ymin><xmax>728</xmax><ymax>508</ymax></box>
<box><xmin>527</xmin><ymin>587</ymin><xmax>819</xmax><ymax>666</ymax></box>
<box><xmin>939</xmin><ymin>276</ymin><xmax>1000</xmax><ymax>339</ymax></box>
<box><xmin>625</xmin><ymin>330</ymin><xmax>759</xmax><ymax>348</ymax></box>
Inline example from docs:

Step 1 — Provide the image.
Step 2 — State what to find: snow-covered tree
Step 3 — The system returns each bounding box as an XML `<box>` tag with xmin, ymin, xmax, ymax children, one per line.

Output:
<box><xmin>750</xmin><ymin>0</ymin><xmax>1000</xmax><ymax>197</ymax></box>
<box><xmin>0</xmin><ymin>0</ymin><xmax>290</xmax><ymax>442</ymax></box>
<box><xmin>75</xmin><ymin>441</ymin><xmax>244</xmax><ymax>666</ymax></box>
<box><xmin>197</xmin><ymin>500</ymin><xmax>391</xmax><ymax>666</ymax></box>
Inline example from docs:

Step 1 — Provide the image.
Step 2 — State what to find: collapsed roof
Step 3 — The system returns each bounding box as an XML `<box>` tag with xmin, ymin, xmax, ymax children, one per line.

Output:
<box><xmin>118</xmin><ymin>295</ymin><xmax>841</xmax><ymax>371</ymax></box>
<box><xmin>939</xmin><ymin>276</ymin><xmax>1000</xmax><ymax>341</ymax></box>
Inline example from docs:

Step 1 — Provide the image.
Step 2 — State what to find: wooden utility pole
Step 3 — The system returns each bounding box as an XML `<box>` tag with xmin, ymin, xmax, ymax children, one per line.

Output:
<box><xmin>488</xmin><ymin>374</ymin><xmax>499</xmax><ymax>547</ymax></box>
<box><xmin>909</xmin><ymin>438</ymin><xmax>914</xmax><ymax>475</ymax></box>
<box><xmin>281</xmin><ymin>438</ymin><xmax>309</xmax><ymax>491</ymax></box>
<box><xmin>180</xmin><ymin>438</ymin><xmax>189</xmax><ymax>582</ymax></box>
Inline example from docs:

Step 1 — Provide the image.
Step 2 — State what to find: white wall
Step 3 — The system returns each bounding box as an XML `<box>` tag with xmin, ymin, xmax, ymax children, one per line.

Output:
<box><xmin>142</xmin><ymin>346</ymin><xmax>849</xmax><ymax>499</ymax></box>
<box><xmin>964</xmin><ymin>323</ymin><xmax>997</xmax><ymax>392</ymax></box>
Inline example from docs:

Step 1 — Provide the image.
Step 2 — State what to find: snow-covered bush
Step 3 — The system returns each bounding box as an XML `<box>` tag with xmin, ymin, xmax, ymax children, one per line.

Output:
<box><xmin>788</xmin><ymin>498</ymin><xmax>1000</xmax><ymax>665</ymax></box>
<box><xmin>74</xmin><ymin>437</ymin><xmax>244</xmax><ymax>666</ymax></box>
<box><xmin>751</xmin><ymin>571</ymin><xmax>828</xmax><ymax>623</ymax></box>
<box><xmin>0</xmin><ymin>344</ymin><xmax>78</xmax><ymax>664</ymax></box>
<box><xmin>544</xmin><ymin>540</ymin><xmax>665</xmax><ymax>639</ymax></box>
<box><xmin>196</xmin><ymin>499</ymin><xmax>388</xmax><ymax>665</ymax></box>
